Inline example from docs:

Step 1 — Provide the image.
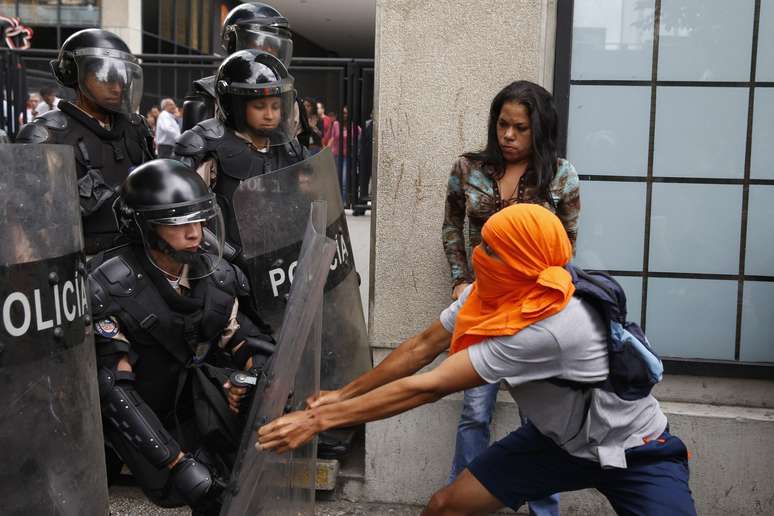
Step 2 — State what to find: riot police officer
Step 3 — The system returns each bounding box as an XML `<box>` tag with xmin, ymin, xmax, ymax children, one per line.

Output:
<box><xmin>16</xmin><ymin>29</ymin><xmax>155</xmax><ymax>255</ymax></box>
<box><xmin>175</xmin><ymin>49</ymin><xmax>308</xmax><ymax>261</ymax></box>
<box><xmin>181</xmin><ymin>1</ymin><xmax>308</xmax><ymax>139</ymax></box>
<box><xmin>89</xmin><ymin>159</ymin><xmax>274</xmax><ymax>515</ymax></box>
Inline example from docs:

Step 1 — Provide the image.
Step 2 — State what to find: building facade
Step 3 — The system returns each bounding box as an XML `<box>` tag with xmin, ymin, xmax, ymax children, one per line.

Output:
<box><xmin>0</xmin><ymin>0</ymin><xmax>238</xmax><ymax>53</ymax></box>
<box><xmin>367</xmin><ymin>0</ymin><xmax>773</xmax><ymax>514</ymax></box>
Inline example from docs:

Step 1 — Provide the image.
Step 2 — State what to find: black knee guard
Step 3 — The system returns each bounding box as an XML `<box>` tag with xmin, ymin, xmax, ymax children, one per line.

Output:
<box><xmin>98</xmin><ymin>367</ymin><xmax>182</xmax><ymax>468</ymax></box>
<box><xmin>169</xmin><ymin>453</ymin><xmax>215</xmax><ymax>507</ymax></box>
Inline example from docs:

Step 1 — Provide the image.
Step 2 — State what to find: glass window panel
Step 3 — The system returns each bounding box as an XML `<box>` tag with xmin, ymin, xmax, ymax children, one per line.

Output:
<box><xmin>756</xmin><ymin>0</ymin><xmax>774</xmax><ymax>81</ymax></box>
<box><xmin>646</xmin><ymin>278</ymin><xmax>737</xmax><ymax>360</ymax></box>
<box><xmin>175</xmin><ymin>0</ymin><xmax>189</xmax><ymax>47</ymax></box>
<box><xmin>571</xmin><ymin>0</ymin><xmax>655</xmax><ymax>80</ymax></box>
<box><xmin>751</xmin><ymin>88</ymin><xmax>774</xmax><ymax>180</ymax></box>
<box><xmin>59</xmin><ymin>0</ymin><xmax>99</xmax><ymax>26</ymax></box>
<box><xmin>18</xmin><ymin>1</ymin><xmax>59</xmax><ymax>24</ymax></box>
<box><xmin>614</xmin><ymin>275</ymin><xmax>642</xmax><ymax>325</ymax></box>
<box><xmin>575</xmin><ymin>181</ymin><xmax>646</xmax><ymax>271</ymax></box>
<box><xmin>160</xmin><ymin>0</ymin><xmax>173</xmax><ymax>41</ymax></box>
<box><xmin>142</xmin><ymin>0</ymin><xmax>158</xmax><ymax>36</ymax></box>
<box><xmin>649</xmin><ymin>183</ymin><xmax>741</xmax><ymax>275</ymax></box>
<box><xmin>567</xmin><ymin>85</ymin><xmax>650</xmax><ymax>176</ymax></box>
<box><xmin>0</xmin><ymin>1</ymin><xmax>17</xmax><ymax>17</ymax></box>
<box><xmin>653</xmin><ymin>87</ymin><xmax>747</xmax><ymax>179</ymax></box>
<box><xmin>658</xmin><ymin>0</ymin><xmax>754</xmax><ymax>81</ymax></box>
<box><xmin>740</xmin><ymin>282</ymin><xmax>774</xmax><ymax>362</ymax></box>
<box><xmin>744</xmin><ymin>186</ymin><xmax>774</xmax><ymax>277</ymax></box>
<box><xmin>201</xmin><ymin>0</ymin><xmax>211</xmax><ymax>54</ymax></box>
<box><xmin>191</xmin><ymin>0</ymin><xmax>200</xmax><ymax>51</ymax></box>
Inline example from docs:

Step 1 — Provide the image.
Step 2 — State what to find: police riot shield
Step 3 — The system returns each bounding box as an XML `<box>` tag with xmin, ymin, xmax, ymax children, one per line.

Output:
<box><xmin>233</xmin><ymin>148</ymin><xmax>372</xmax><ymax>391</ymax></box>
<box><xmin>0</xmin><ymin>144</ymin><xmax>108</xmax><ymax>516</ymax></box>
<box><xmin>221</xmin><ymin>201</ymin><xmax>336</xmax><ymax>516</ymax></box>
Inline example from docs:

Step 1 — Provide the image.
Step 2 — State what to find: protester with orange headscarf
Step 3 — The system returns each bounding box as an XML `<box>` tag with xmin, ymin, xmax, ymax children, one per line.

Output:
<box><xmin>257</xmin><ymin>204</ymin><xmax>696</xmax><ymax>516</ymax></box>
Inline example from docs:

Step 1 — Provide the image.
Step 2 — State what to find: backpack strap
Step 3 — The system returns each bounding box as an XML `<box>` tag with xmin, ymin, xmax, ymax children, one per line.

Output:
<box><xmin>567</xmin><ymin>264</ymin><xmax>627</xmax><ymax>323</ymax></box>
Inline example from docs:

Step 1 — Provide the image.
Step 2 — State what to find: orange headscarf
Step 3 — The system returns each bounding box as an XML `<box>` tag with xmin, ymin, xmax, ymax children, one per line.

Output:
<box><xmin>450</xmin><ymin>203</ymin><xmax>575</xmax><ymax>354</ymax></box>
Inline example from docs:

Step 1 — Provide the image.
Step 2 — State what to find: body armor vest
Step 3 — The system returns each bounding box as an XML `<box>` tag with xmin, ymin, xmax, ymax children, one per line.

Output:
<box><xmin>90</xmin><ymin>246</ymin><xmax>242</xmax><ymax>416</ymax></box>
<box><xmin>16</xmin><ymin>101</ymin><xmax>154</xmax><ymax>254</ymax></box>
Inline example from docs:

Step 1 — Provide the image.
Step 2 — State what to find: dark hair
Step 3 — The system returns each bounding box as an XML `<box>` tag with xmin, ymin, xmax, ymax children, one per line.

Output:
<box><xmin>39</xmin><ymin>86</ymin><xmax>57</xmax><ymax>97</ymax></box>
<box><xmin>463</xmin><ymin>80</ymin><xmax>559</xmax><ymax>204</ymax></box>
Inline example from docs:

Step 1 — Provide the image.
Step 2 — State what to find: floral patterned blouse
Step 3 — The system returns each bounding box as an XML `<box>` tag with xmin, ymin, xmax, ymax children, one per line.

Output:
<box><xmin>442</xmin><ymin>156</ymin><xmax>581</xmax><ymax>286</ymax></box>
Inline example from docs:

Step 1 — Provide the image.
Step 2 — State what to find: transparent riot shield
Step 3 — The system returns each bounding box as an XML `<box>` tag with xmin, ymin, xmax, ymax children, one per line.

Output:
<box><xmin>232</xmin><ymin>148</ymin><xmax>372</xmax><ymax>391</ymax></box>
<box><xmin>220</xmin><ymin>201</ymin><xmax>336</xmax><ymax>516</ymax></box>
<box><xmin>0</xmin><ymin>144</ymin><xmax>108</xmax><ymax>516</ymax></box>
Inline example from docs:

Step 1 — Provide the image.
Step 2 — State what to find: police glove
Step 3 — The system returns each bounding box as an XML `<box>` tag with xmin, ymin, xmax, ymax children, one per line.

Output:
<box><xmin>170</xmin><ymin>453</ymin><xmax>213</xmax><ymax>507</ymax></box>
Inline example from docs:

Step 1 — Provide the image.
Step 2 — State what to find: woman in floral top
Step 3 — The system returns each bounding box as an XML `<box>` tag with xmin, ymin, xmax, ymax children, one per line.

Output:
<box><xmin>441</xmin><ymin>81</ymin><xmax>580</xmax><ymax>514</ymax></box>
<box><xmin>443</xmin><ymin>81</ymin><xmax>580</xmax><ymax>300</ymax></box>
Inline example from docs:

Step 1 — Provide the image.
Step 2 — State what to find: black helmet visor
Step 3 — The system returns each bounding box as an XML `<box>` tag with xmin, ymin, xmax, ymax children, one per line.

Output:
<box><xmin>217</xmin><ymin>77</ymin><xmax>296</xmax><ymax>145</ymax></box>
<box><xmin>235</xmin><ymin>24</ymin><xmax>293</xmax><ymax>67</ymax></box>
<box><xmin>74</xmin><ymin>48</ymin><xmax>142</xmax><ymax>114</ymax></box>
<box><xmin>135</xmin><ymin>196</ymin><xmax>226</xmax><ymax>280</ymax></box>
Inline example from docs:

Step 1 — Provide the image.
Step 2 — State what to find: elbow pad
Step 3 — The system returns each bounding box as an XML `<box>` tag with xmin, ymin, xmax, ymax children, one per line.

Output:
<box><xmin>98</xmin><ymin>367</ymin><xmax>181</xmax><ymax>468</ymax></box>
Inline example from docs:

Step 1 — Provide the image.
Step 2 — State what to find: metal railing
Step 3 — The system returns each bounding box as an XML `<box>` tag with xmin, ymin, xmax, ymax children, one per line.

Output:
<box><xmin>0</xmin><ymin>48</ymin><xmax>374</xmax><ymax>210</ymax></box>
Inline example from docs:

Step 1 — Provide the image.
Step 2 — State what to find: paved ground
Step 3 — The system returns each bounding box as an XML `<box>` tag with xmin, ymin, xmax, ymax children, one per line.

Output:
<box><xmin>109</xmin><ymin>486</ymin><xmax>422</xmax><ymax>515</ymax></box>
<box><xmin>345</xmin><ymin>210</ymin><xmax>372</xmax><ymax>321</ymax></box>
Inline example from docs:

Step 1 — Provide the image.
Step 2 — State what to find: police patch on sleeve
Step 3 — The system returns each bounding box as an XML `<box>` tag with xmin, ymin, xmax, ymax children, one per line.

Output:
<box><xmin>95</xmin><ymin>318</ymin><xmax>119</xmax><ymax>338</ymax></box>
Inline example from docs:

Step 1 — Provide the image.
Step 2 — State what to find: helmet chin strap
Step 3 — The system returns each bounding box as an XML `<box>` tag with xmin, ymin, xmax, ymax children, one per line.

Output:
<box><xmin>75</xmin><ymin>90</ymin><xmax>112</xmax><ymax>124</ymax></box>
<box><xmin>147</xmin><ymin>228</ymin><xmax>202</xmax><ymax>266</ymax></box>
<box><xmin>247</xmin><ymin>125</ymin><xmax>273</xmax><ymax>140</ymax></box>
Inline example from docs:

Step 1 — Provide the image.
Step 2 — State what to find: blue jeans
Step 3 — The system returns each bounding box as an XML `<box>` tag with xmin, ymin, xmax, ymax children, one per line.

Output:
<box><xmin>449</xmin><ymin>383</ymin><xmax>560</xmax><ymax>516</ymax></box>
<box><xmin>337</xmin><ymin>155</ymin><xmax>349</xmax><ymax>202</ymax></box>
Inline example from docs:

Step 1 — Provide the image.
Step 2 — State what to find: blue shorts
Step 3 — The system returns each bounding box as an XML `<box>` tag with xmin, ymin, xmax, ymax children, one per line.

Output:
<box><xmin>467</xmin><ymin>422</ymin><xmax>696</xmax><ymax>515</ymax></box>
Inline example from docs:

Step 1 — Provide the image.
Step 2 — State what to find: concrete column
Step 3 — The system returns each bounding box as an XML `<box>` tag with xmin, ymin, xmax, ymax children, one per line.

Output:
<box><xmin>100</xmin><ymin>0</ymin><xmax>142</xmax><ymax>54</ymax></box>
<box><xmin>366</xmin><ymin>0</ymin><xmax>557</xmax><ymax>506</ymax></box>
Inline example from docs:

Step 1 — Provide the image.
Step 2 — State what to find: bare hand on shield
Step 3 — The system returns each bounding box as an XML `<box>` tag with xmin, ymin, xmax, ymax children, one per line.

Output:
<box><xmin>256</xmin><ymin>410</ymin><xmax>322</xmax><ymax>454</ymax></box>
<box><xmin>306</xmin><ymin>389</ymin><xmax>346</xmax><ymax>409</ymax></box>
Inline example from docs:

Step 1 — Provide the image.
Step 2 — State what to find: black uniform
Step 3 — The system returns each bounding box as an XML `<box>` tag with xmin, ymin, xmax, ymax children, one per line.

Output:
<box><xmin>16</xmin><ymin>102</ymin><xmax>154</xmax><ymax>253</ymax></box>
<box><xmin>90</xmin><ymin>245</ymin><xmax>261</xmax><ymax>513</ymax></box>
<box><xmin>16</xmin><ymin>28</ymin><xmax>153</xmax><ymax>254</ymax></box>
<box><xmin>175</xmin><ymin>118</ymin><xmax>307</xmax><ymax>255</ymax></box>
<box><xmin>91</xmin><ymin>158</ymin><xmax>275</xmax><ymax>515</ymax></box>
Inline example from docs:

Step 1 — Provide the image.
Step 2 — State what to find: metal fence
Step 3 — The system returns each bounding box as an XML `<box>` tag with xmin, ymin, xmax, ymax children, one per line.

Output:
<box><xmin>0</xmin><ymin>48</ymin><xmax>374</xmax><ymax>210</ymax></box>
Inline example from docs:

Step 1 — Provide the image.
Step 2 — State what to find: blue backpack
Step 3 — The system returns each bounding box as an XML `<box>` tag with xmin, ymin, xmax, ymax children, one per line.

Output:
<box><xmin>563</xmin><ymin>264</ymin><xmax>664</xmax><ymax>401</ymax></box>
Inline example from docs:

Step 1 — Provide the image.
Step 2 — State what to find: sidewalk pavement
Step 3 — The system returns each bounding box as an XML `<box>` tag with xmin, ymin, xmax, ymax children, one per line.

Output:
<box><xmin>109</xmin><ymin>486</ymin><xmax>423</xmax><ymax>515</ymax></box>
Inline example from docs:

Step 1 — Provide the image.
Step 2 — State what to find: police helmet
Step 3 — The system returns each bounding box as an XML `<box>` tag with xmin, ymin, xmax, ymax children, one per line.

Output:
<box><xmin>221</xmin><ymin>2</ymin><xmax>293</xmax><ymax>66</ymax></box>
<box><xmin>215</xmin><ymin>49</ymin><xmax>295</xmax><ymax>145</ymax></box>
<box><xmin>50</xmin><ymin>29</ymin><xmax>143</xmax><ymax>115</ymax></box>
<box><xmin>115</xmin><ymin>159</ymin><xmax>225</xmax><ymax>279</ymax></box>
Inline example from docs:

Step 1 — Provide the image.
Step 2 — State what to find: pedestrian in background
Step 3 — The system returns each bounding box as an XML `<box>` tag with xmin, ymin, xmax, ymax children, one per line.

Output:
<box><xmin>156</xmin><ymin>97</ymin><xmax>180</xmax><ymax>158</ymax></box>
<box><xmin>327</xmin><ymin>105</ymin><xmax>360</xmax><ymax>202</ymax></box>
<box><xmin>303</xmin><ymin>97</ymin><xmax>323</xmax><ymax>154</ymax></box>
<box><xmin>37</xmin><ymin>86</ymin><xmax>60</xmax><ymax>114</ymax></box>
<box><xmin>146</xmin><ymin>105</ymin><xmax>160</xmax><ymax>135</ymax></box>
<box><xmin>441</xmin><ymin>80</ymin><xmax>581</xmax><ymax>516</ymax></box>
<box><xmin>17</xmin><ymin>93</ymin><xmax>39</xmax><ymax>125</ymax></box>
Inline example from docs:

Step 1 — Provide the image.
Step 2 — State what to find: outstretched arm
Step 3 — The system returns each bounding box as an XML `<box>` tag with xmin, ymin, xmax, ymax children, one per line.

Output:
<box><xmin>308</xmin><ymin>320</ymin><xmax>452</xmax><ymax>408</ymax></box>
<box><xmin>259</xmin><ymin>348</ymin><xmax>485</xmax><ymax>453</ymax></box>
